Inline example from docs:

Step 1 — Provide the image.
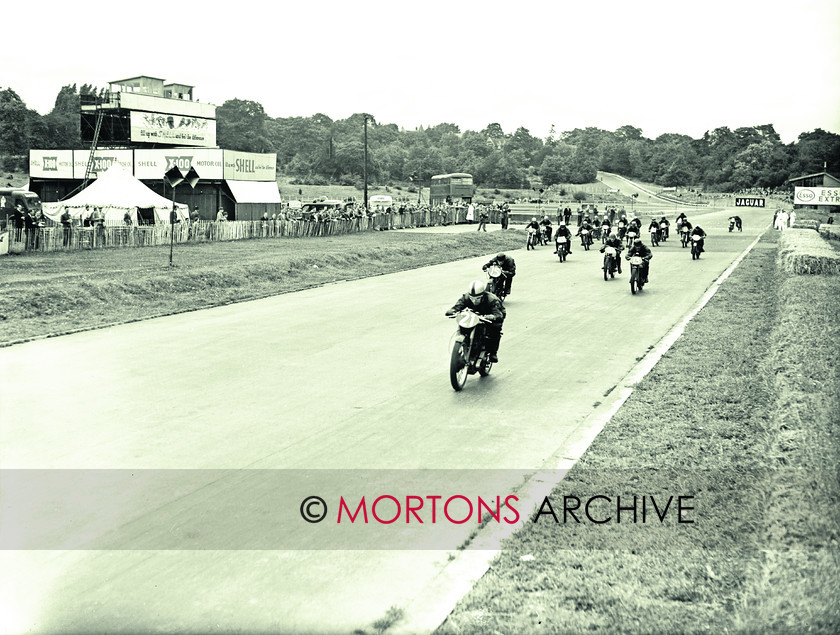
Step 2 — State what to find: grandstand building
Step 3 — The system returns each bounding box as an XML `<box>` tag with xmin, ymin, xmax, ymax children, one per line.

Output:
<box><xmin>29</xmin><ymin>76</ymin><xmax>281</xmax><ymax>221</ymax></box>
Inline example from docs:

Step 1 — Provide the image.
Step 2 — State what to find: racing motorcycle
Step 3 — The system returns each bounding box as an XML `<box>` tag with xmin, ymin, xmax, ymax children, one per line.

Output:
<box><xmin>555</xmin><ymin>235</ymin><xmax>569</xmax><ymax>262</ymax></box>
<box><xmin>579</xmin><ymin>227</ymin><xmax>593</xmax><ymax>251</ymax></box>
<box><xmin>485</xmin><ymin>264</ymin><xmax>508</xmax><ymax>301</ymax></box>
<box><xmin>691</xmin><ymin>235</ymin><xmax>704</xmax><ymax>260</ymax></box>
<box><xmin>649</xmin><ymin>225</ymin><xmax>660</xmax><ymax>247</ymax></box>
<box><xmin>660</xmin><ymin>221</ymin><xmax>669</xmax><ymax>241</ymax></box>
<box><xmin>680</xmin><ymin>225</ymin><xmax>691</xmax><ymax>247</ymax></box>
<box><xmin>602</xmin><ymin>245</ymin><xmax>619</xmax><ymax>280</ymax></box>
<box><xmin>728</xmin><ymin>217</ymin><xmax>736</xmax><ymax>232</ymax></box>
<box><xmin>625</xmin><ymin>227</ymin><xmax>638</xmax><ymax>247</ymax></box>
<box><xmin>448</xmin><ymin>309</ymin><xmax>494</xmax><ymax>391</ymax></box>
<box><xmin>526</xmin><ymin>226</ymin><xmax>539</xmax><ymax>250</ymax></box>
<box><xmin>628</xmin><ymin>254</ymin><xmax>648</xmax><ymax>294</ymax></box>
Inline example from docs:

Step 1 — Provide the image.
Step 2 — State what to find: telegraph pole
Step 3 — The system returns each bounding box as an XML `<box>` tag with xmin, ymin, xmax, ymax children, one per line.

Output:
<box><xmin>363</xmin><ymin>114</ymin><xmax>369</xmax><ymax>212</ymax></box>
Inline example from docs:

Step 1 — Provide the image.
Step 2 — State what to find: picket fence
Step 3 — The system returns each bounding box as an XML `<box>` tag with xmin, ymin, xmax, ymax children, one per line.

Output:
<box><xmin>5</xmin><ymin>207</ymin><xmax>502</xmax><ymax>254</ymax></box>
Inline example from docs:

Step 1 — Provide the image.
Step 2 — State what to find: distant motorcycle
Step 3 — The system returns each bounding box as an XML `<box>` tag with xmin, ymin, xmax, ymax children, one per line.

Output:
<box><xmin>579</xmin><ymin>228</ymin><xmax>593</xmax><ymax>251</ymax></box>
<box><xmin>526</xmin><ymin>226</ymin><xmax>539</xmax><ymax>250</ymax></box>
<box><xmin>485</xmin><ymin>264</ymin><xmax>508</xmax><ymax>302</ymax></box>
<box><xmin>625</xmin><ymin>228</ymin><xmax>638</xmax><ymax>247</ymax></box>
<box><xmin>628</xmin><ymin>255</ymin><xmax>648</xmax><ymax>294</ymax></box>
<box><xmin>660</xmin><ymin>221</ymin><xmax>669</xmax><ymax>241</ymax></box>
<box><xmin>680</xmin><ymin>225</ymin><xmax>691</xmax><ymax>247</ymax></box>
<box><xmin>649</xmin><ymin>226</ymin><xmax>660</xmax><ymax>247</ymax></box>
<box><xmin>555</xmin><ymin>235</ymin><xmax>569</xmax><ymax>262</ymax></box>
<box><xmin>448</xmin><ymin>309</ymin><xmax>494</xmax><ymax>391</ymax></box>
<box><xmin>602</xmin><ymin>245</ymin><xmax>619</xmax><ymax>280</ymax></box>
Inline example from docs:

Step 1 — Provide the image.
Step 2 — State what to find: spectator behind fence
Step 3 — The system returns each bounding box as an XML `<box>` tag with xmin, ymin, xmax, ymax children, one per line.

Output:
<box><xmin>61</xmin><ymin>208</ymin><xmax>72</xmax><ymax>246</ymax></box>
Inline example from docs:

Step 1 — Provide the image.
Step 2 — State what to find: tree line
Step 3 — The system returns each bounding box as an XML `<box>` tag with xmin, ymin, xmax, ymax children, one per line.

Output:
<box><xmin>2</xmin><ymin>84</ymin><xmax>838</xmax><ymax>192</ymax></box>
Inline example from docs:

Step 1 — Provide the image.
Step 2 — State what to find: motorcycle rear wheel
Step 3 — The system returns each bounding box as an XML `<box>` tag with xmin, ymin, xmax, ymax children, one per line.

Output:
<box><xmin>450</xmin><ymin>343</ymin><xmax>468</xmax><ymax>391</ymax></box>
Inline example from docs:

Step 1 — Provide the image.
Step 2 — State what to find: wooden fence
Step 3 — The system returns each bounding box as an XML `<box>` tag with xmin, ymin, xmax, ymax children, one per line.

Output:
<box><xmin>4</xmin><ymin>206</ymin><xmax>502</xmax><ymax>254</ymax></box>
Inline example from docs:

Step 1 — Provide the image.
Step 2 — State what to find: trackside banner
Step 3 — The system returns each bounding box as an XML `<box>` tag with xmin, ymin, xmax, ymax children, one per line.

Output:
<box><xmin>794</xmin><ymin>187</ymin><xmax>840</xmax><ymax>206</ymax></box>
<box><xmin>735</xmin><ymin>197</ymin><xmax>765</xmax><ymax>207</ymax></box>
<box><xmin>129</xmin><ymin>111</ymin><xmax>216</xmax><ymax>147</ymax></box>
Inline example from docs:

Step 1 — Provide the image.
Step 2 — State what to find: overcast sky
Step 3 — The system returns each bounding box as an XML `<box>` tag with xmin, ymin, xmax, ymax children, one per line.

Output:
<box><xmin>4</xmin><ymin>0</ymin><xmax>839</xmax><ymax>144</ymax></box>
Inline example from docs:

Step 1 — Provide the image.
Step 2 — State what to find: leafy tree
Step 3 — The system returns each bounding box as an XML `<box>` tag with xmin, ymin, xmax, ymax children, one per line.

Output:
<box><xmin>43</xmin><ymin>84</ymin><xmax>81</xmax><ymax>149</ymax></box>
<box><xmin>0</xmin><ymin>88</ymin><xmax>30</xmax><ymax>154</ymax></box>
<box><xmin>216</xmin><ymin>98</ymin><xmax>271</xmax><ymax>152</ymax></box>
<box><xmin>790</xmin><ymin>129</ymin><xmax>840</xmax><ymax>176</ymax></box>
<box><xmin>481</xmin><ymin>123</ymin><xmax>506</xmax><ymax>149</ymax></box>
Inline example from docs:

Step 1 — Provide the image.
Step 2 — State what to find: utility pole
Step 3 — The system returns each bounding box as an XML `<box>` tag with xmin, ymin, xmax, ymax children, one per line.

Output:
<box><xmin>363</xmin><ymin>114</ymin><xmax>369</xmax><ymax>212</ymax></box>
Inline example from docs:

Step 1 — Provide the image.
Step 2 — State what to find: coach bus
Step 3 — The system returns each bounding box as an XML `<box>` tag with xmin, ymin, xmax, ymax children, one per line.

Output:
<box><xmin>430</xmin><ymin>173</ymin><xmax>474</xmax><ymax>206</ymax></box>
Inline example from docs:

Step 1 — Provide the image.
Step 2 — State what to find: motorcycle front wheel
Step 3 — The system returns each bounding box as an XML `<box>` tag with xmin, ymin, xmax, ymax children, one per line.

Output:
<box><xmin>450</xmin><ymin>342</ymin><xmax>469</xmax><ymax>391</ymax></box>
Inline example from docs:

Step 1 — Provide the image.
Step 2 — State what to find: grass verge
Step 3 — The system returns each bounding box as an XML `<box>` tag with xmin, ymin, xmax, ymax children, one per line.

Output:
<box><xmin>0</xmin><ymin>229</ymin><xmax>524</xmax><ymax>347</ymax></box>
<box><xmin>437</xmin><ymin>230</ymin><xmax>840</xmax><ymax>634</ymax></box>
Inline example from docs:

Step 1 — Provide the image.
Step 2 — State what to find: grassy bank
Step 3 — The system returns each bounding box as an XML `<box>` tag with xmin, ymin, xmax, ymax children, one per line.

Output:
<box><xmin>0</xmin><ymin>229</ymin><xmax>524</xmax><ymax>346</ymax></box>
<box><xmin>437</xmin><ymin>231</ymin><xmax>840</xmax><ymax>633</ymax></box>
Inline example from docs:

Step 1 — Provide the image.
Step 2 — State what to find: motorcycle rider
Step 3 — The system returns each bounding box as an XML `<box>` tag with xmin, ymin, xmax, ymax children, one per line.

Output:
<box><xmin>526</xmin><ymin>217</ymin><xmax>541</xmax><ymax>249</ymax></box>
<box><xmin>445</xmin><ymin>279</ymin><xmax>506</xmax><ymax>363</ymax></box>
<box><xmin>678</xmin><ymin>217</ymin><xmax>693</xmax><ymax>246</ymax></box>
<box><xmin>659</xmin><ymin>216</ymin><xmax>670</xmax><ymax>240</ymax></box>
<box><xmin>482</xmin><ymin>252</ymin><xmax>516</xmax><ymax>296</ymax></box>
<box><xmin>648</xmin><ymin>217</ymin><xmax>661</xmax><ymax>243</ymax></box>
<box><xmin>554</xmin><ymin>222</ymin><xmax>573</xmax><ymax>255</ymax></box>
<box><xmin>576</xmin><ymin>217</ymin><xmax>594</xmax><ymax>248</ymax></box>
<box><xmin>691</xmin><ymin>225</ymin><xmax>707</xmax><ymax>255</ymax></box>
<box><xmin>600</xmin><ymin>231</ymin><xmax>624</xmax><ymax>274</ymax></box>
<box><xmin>625</xmin><ymin>238</ymin><xmax>653</xmax><ymax>284</ymax></box>
<box><xmin>617</xmin><ymin>214</ymin><xmax>628</xmax><ymax>237</ymax></box>
<box><xmin>540</xmin><ymin>215</ymin><xmax>553</xmax><ymax>244</ymax></box>
<box><xmin>601</xmin><ymin>214</ymin><xmax>612</xmax><ymax>237</ymax></box>
<box><xmin>734</xmin><ymin>215</ymin><xmax>742</xmax><ymax>231</ymax></box>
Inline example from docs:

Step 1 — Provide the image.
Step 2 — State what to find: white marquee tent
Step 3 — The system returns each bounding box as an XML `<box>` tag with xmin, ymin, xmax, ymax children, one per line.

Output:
<box><xmin>42</xmin><ymin>164</ymin><xmax>189</xmax><ymax>225</ymax></box>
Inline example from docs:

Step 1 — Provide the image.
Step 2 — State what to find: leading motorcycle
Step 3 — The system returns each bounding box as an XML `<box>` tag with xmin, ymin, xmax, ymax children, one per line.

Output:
<box><xmin>448</xmin><ymin>309</ymin><xmax>494</xmax><ymax>391</ymax></box>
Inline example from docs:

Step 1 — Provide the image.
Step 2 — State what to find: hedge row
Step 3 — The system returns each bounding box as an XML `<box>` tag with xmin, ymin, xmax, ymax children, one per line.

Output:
<box><xmin>777</xmin><ymin>228</ymin><xmax>840</xmax><ymax>275</ymax></box>
<box><xmin>818</xmin><ymin>223</ymin><xmax>840</xmax><ymax>241</ymax></box>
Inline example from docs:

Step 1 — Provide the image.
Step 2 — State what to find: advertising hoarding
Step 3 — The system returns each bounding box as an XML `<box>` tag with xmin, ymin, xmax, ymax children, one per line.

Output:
<box><xmin>130</xmin><ymin>111</ymin><xmax>217</xmax><ymax>147</ymax></box>
<box><xmin>794</xmin><ymin>187</ymin><xmax>840</xmax><ymax>206</ymax></box>
<box><xmin>735</xmin><ymin>197</ymin><xmax>765</xmax><ymax>207</ymax></box>
<box><xmin>134</xmin><ymin>149</ymin><xmax>224</xmax><ymax>180</ymax></box>
<box><xmin>223</xmin><ymin>150</ymin><xmax>276</xmax><ymax>181</ymax></box>
<box><xmin>30</xmin><ymin>150</ymin><xmax>74</xmax><ymax>179</ymax></box>
<box><xmin>72</xmin><ymin>150</ymin><xmax>133</xmax><ymax>179</ymax></box>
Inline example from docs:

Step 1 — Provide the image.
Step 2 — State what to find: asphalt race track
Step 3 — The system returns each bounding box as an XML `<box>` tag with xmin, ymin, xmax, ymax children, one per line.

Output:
<box><xmin>0</xmin><ymin>204</ymin><xmax>772</xmax><ymax>633</ymax></box>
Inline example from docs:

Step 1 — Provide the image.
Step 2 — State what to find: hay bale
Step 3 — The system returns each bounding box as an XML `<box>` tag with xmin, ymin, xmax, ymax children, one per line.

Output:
<box><xmin>791</xmin><ymin>219</ymin><xmax>819</xmax><ymax>231</ymax></box>
<box><xmin>777</xmin><ymin>229</ymin><xmax>840</xmax><ymax>275</ymax></box>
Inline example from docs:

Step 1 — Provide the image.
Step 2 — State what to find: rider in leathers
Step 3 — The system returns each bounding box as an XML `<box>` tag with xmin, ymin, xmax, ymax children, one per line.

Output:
<box><xmin>445</xmin><ymin>279</ymin><xmax>506</xmax><ymax>363</ymax></box>
<box><xmin>554</xmin><ymin>222</ymin><xmax>573</xmax><ymax>255</ymax></box>
<box><xmin>625</xmin><ymin>238</ymin><xmax>653</xmax><ymax>284</ymax></box>
<box><xmin>482</xmin><ymin>253</ymin><xmax>516</xmax><ymax>296</ymax></box>
<box><xmin>600</xmin><ymin>231</ymin><xmax>624</xmax><ymax>274</ymax></box>
<box><xmin>690</xmin><ymin>225</ymin><xmax>707</xmax><ymax>254</ymax></box>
